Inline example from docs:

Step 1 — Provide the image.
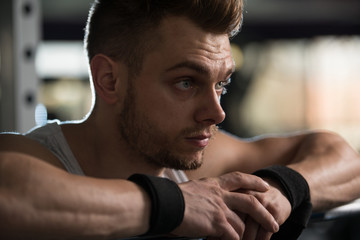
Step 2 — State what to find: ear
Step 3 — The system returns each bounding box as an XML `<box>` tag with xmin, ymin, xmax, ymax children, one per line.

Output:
<box><xmin>90</xmin><ymin>54</ymin><xmax>125</xmax><ymax>104</ymax></box>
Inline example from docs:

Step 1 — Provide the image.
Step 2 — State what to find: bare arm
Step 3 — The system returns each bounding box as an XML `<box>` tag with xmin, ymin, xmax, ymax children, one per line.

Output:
<box><xmin>242</xmin><ymin>131</ymin><xmax>360</xmax><ymax>211</ymax></box>
<box><xmin>0</xmin><ymin>134</ymin><xmax>279</xmax><ymax>240</ymax></box>
<box><xmin>0</xmin><ymin>151</ymin><xmax>151</xmax><ymax>240</ymax></box>
<box><xmin>286</xmin><ymin>131</ymin><xmax>360</xmax><ymax>211</ymax></box>
<box><xmin>0</xmin><ymin>134</ymin><xmax>151</xmax><ymax>239</ymax></box>
<box><xmin>187</xmin><ymin>130</ymin><xmax>360</xmax><ymax>239</ymax></box>
<box><xmin>189</xmin><ymin>130</ymin><xmax>360</xmax><ymax>211</ymax></box>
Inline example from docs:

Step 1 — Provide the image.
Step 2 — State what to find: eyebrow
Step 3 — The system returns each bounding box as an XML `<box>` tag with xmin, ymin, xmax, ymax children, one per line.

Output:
<box><xmin>165</xmin><ymin>61</ymin><xmax>235</xmax><ymax>78</ymax></box>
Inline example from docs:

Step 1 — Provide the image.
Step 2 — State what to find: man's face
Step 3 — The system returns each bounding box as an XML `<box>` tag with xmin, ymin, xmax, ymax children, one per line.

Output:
<box><xmin>118</xmin><ymin>16</ymin><xmax>234</xmax><ymax>170</ymax></box>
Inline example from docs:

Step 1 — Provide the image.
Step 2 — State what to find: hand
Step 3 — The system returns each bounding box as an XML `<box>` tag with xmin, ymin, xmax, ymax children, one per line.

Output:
<box><xmin>172</xmin><ymin>172</ymin><xmax>279</xmax><ymax>240</ymax></box>
<box><xmin>241</xmin><ymin>179</ymin><xmax>292</xmax><ymax>240</ymax></box>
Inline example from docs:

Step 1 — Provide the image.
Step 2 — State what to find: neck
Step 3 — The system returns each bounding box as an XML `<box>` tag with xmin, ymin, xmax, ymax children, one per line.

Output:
<box><xmin>61</xmin><ymin>117</ymin><xmax>165</xmax><ymax>179</ymax></box>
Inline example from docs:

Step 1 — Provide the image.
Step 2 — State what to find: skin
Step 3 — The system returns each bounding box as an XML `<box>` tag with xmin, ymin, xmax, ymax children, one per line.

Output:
<box><xmin>1</xmin><ymin>15</ymin><xmax>360</xmax><ymax>240</ymax></box>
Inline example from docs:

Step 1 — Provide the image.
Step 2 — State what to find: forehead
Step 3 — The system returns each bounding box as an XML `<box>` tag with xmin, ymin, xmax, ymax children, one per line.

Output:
<box><xmin>152</xmin><ymin>16</ymin><xmax>234</xmax><ymax>74</ymax></box>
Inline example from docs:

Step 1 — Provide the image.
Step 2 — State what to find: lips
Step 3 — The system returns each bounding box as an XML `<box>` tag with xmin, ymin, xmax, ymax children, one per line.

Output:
<box><xmin>185</xmin><ymin>134</ymin><xmax>211</xmax><ymax>148</ymax></box>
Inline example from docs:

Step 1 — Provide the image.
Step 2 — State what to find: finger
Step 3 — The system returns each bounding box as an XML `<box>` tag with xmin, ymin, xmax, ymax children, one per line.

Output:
<box><xmin>222</xmin><ymin>226</ymin><xmax>242</xmax><ymax>240</ymax></box>
<box><xmin>226</xmin><ymin>209</ymin><xmax>246</xmax><ymax>239</ymax></box>
<box><xmin>217</xmin><ymin>221</ymin><xmax>242</xmax><ymax>240</ymax></box>
<box><xmin>255</xmin><ymin>227</ymin><xmax>273</xmax><ymax>240</ymax></box>
<box><xmin>217</xmin><ymin>172</ymin><xmax>270</xmax><ymax>192</ymax></box>
<box><xmin>226</xmin><ymin>192</ymin><xmax>279</xmax><ymax>233</ymax></box>
<box><xmin>209</xmin><ymin>209</ymin><xmax>246</xmax><ymax>240</ymax></box>
<box><xmin>242</xmin><ymin>217</ymin><xmax>259</xmax><ymax>240</ymax></box>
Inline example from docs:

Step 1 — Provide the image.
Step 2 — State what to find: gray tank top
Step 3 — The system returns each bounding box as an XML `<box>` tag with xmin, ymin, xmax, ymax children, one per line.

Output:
<box><xmin>25</xmin><ymin>121</ymin><xmax>188</xmax><ymax>183</ymax></box>
<box><xmin>25</xmin><ymin>121</ymin><xmax>85</xmax><ymax>175</ymax></box>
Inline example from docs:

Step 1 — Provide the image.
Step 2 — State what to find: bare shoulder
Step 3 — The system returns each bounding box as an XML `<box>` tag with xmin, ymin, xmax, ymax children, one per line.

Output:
<box><xmin>0</xmin><ymin>133</ymin><xmax>65</xmax><ymax>169</ymax></box>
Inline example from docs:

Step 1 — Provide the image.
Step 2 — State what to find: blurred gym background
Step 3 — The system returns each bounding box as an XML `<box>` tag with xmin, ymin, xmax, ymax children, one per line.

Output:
<box><xmin>1</xmin><ymin>0</ymin><xmax>360</xmax><ymax>149</ymax></box>
<box><xmin>2</xmin><ymin>0</ymin><xmax>360</xmax><ymax>151</ymax></box>
<box><xmin>1</xmin><ymin>1</ymin><xmax>360</xmax><ymax>238</ymax></box>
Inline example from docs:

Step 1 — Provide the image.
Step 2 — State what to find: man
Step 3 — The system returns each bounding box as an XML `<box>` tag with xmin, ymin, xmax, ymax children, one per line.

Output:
<box><xmin>1</xmin><ymin>0</ymin><xmax>360</xmax><ymax>239</ymax></box>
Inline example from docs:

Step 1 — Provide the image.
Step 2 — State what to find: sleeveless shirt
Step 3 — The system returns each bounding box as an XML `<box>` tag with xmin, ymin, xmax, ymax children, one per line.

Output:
<box><xmin>25</xmin><ymin>121</ymin><xmax>189</xmax><ymax>183</ymax></box>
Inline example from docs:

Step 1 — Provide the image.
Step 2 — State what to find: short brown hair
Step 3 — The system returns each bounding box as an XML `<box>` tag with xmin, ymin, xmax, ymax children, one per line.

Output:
<box><xmin>84</xmin><ymin>0</ymin><xmax>243</xmax><ymax>73</ymax></box>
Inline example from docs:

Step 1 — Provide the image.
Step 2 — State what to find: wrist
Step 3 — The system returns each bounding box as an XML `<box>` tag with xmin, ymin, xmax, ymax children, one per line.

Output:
<box><xmin>253</xmin><ymin>165</ymin><xmax>313</xmax><ymax>239</ymax></box>
<box><xmin>253</xmin><ymin>165</ymin><xmax>311</xmax><ymax>210</ymax></box>
<box><xmin>130</xmin><ymin>181</ymin><xmax>152</xmax><ymax>235</ymax></box>
<box><xmin>263</xmin><ymin>178</ymin><xmax>290</xmax><ymax>201</ymax></box>
<box><xmin>128</xmin><ymin>174</ymin><xmax>185</xmax><ymax>236</ymax></box>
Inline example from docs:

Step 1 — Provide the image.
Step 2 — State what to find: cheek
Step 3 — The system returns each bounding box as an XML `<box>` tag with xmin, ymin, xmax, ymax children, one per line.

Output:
<box><xmin>139</xmin><ymin>91</ymin><xmax>193</xmax><ymax>129</ymax></box>
<box><xmin>135</xmin><ymin>77</ymin><xmax>198</xmax><ymax>129</ymax></box>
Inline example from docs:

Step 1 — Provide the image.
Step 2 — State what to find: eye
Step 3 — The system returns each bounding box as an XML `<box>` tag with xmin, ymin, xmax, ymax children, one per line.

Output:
<box><xmin>175</xmin><ymin>79</ymin><xmax>193</xmax><ymax>91</ymax></box>
<box><xmin>215</xmin><ymin>78</ymin><xmax>231</xmax><ymax>95</ymax></box>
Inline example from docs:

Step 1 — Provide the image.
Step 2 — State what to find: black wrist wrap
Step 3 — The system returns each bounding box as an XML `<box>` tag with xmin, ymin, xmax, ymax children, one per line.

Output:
<box><xmin>128</xmin><ymin>174</ymin><xmax>185</xmax><ymax>236</ymax></box>
<box><xmin>253</xmin><ymin>165</ymin><xmax>313</xmax><ymax>240</ymax></box>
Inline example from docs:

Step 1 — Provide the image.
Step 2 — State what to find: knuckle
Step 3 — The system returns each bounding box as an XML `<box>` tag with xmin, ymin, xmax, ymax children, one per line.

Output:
<box><xmin>211</xmin><ymin>186</ymin><xmax>224</xmax><ymax>198</ymax></box>
<box><xmin>222</xmin><ymin>171</ymin><xmax>244</xmax><ymax>184</ymax></box>
<box><xmin>232</xmin><ymin>171</ymin><xmax>244</xmax><ymax>180</ymax></box>
<box><xmin>256</xmin><ymin>193</ymin><xmax>267</xmax><ymax>205</ymax></box>
<box><xmin>206</xmin><ymin>181</ymin><xmax>223</xmax><ymax>197</ymax></box>
<box><xmin>247</xmin><ymin>194</ymin><xmax>258</xmax><ymax>206</ymax></box>
<box><xmin>205</xmin><ymin>176</ymin><xmax>221</xmax><ymax>188</ymax></box>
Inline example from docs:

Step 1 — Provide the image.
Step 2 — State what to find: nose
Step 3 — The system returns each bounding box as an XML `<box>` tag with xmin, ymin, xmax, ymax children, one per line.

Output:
<box><xmin>194</xmin><ymin>90</ymin><xmax>226</xmax><ymax>125</ymax></box>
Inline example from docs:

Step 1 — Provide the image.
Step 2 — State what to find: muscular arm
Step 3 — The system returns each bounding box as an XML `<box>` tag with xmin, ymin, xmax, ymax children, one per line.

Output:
<box><xmin>186</xmin><ymin>130</ymin><xmax>360</xmax><ymax>239</ymax></box>
<box><xmin>0</xmin><ymin>134</ymin><xmax>279</xmax><ymax>240</ymax></box>
<box><xmin>189</xmin><ymin>130</ymin><xmax>360</xmax><ymax>212</ymax></box>
<box><xmin>0</xmin><ymin>135</ymin><xmax>151</xmax><ymax>239</ymax></box>
<box><xmin>286</xmin><ymin>131</ymin><xmax>360</xmax><ymax>211</ymax></box>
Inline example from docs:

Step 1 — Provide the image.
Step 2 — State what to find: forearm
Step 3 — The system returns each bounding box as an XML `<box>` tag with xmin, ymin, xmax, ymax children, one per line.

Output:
<box><xmin>287</xmin><ymin>131</ymin><xmax>360</xmax><ymax>211</ymax></box>
<box><xmin>243</xmin><ymin>131</ymin><xmax>360</xmax><ymax>211</ymax></box>
<box><xmin>0</xmin><ymin>152</ymin><xmax>150</xmax><ymax>239</ymax></box>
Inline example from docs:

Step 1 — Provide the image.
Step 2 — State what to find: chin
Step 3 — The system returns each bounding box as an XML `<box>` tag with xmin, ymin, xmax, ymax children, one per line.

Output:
<box><xmin>146</xmin><ymin>148</ymin><xmax>205</xmax><ymax>170</ymax></box>
<box><xmin>178</xmin><ymin>153</ymin><xmax>204</xmax><ymax>170</ymax></box>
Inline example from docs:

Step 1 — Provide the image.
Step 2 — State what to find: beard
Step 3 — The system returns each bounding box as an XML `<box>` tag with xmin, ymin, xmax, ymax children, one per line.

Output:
<box><xmin>117</xmin><ymin>84</ymin><xmax>218</xmax><ymax>170</ymax></box>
